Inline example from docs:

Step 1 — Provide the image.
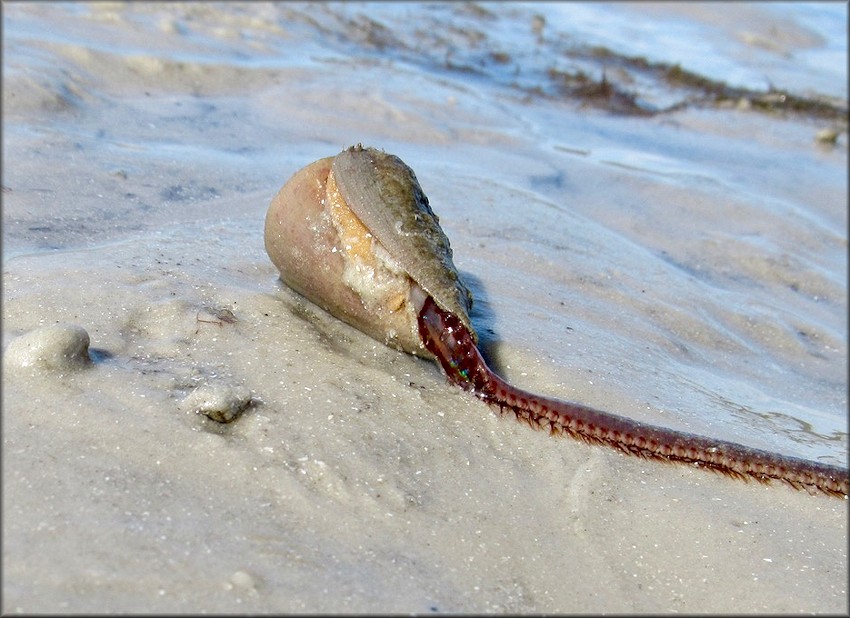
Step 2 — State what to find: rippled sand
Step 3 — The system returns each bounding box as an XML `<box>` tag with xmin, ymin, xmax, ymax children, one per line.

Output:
<box><xmin>3</xmin><ymin>2</ymin><xmax>847</xmax><ymax>613</ymax></box>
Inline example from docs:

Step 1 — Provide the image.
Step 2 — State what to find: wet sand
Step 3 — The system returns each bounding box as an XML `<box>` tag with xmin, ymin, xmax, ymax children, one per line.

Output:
<box><xmin>3</xmin><ymin>2</ymin><xmax>847</xmax><ymax>613</ymax></box>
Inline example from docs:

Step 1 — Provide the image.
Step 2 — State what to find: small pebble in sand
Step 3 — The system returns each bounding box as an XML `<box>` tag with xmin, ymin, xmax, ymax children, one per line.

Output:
<box><xmin>4</xmin><ymin>324</ymin><xmax>92</xmax><ymax>372</ymax></box>
<box><xmin>181</xmin><ymin>383</ymin><xmax>252</xmax><ymax>423</ymax></box>
<box><xmin>815</xmin><ymin>127</ymin><xmax>839</xmax><ymax>145</ymax></box>
<box><xmin>228</xmin><ymin>569</ymin><xmax>256</xmax><ymax>591</ymax></box>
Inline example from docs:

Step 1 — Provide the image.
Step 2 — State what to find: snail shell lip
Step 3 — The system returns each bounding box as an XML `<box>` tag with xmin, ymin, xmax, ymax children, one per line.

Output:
<box><xmin>332</xmin><ymin>145</ymin><xmax>475</xmax><ymax>342</ymax></box>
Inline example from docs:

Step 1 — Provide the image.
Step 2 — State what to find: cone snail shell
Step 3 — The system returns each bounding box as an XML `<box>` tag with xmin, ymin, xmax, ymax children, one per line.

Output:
<box><xmin>264</xmin><ymin>144</ymin><xmax>474</xmax><ymax>358</ymax></box>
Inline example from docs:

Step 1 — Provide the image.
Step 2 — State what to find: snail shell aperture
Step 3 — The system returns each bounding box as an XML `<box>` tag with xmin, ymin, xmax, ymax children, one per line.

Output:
<box><xmin>264</xmin><ymin>144</ymin><xmax>474</xmax><ymax>358</ymax></box>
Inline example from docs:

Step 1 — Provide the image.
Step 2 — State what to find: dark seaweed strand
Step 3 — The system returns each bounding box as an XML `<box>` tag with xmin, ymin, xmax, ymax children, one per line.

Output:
<box><xmin>417</xmin><ymin>296</ymin><xmax>848</xmax><ymax>498</ymax></box>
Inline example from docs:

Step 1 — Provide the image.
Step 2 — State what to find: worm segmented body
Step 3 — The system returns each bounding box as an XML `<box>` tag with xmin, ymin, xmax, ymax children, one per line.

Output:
<box><xmin>417</xmin><ymin>295</ymin><xmax>849</xmax><ymax>498</ymax></box>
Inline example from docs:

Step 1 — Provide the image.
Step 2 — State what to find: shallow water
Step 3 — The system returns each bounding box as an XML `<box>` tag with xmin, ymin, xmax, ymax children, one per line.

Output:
<box><xmin>3</xmin><ymin>2</ymin><xmax>848</xmax><ymax>613</ymax></box>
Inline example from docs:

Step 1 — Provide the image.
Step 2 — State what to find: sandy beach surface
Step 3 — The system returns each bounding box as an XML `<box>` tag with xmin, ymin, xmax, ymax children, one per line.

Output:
<box><xmin>3</xmin><ymin>2</ymin><xmax>847</xmax><ymax>613</ymax></box>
